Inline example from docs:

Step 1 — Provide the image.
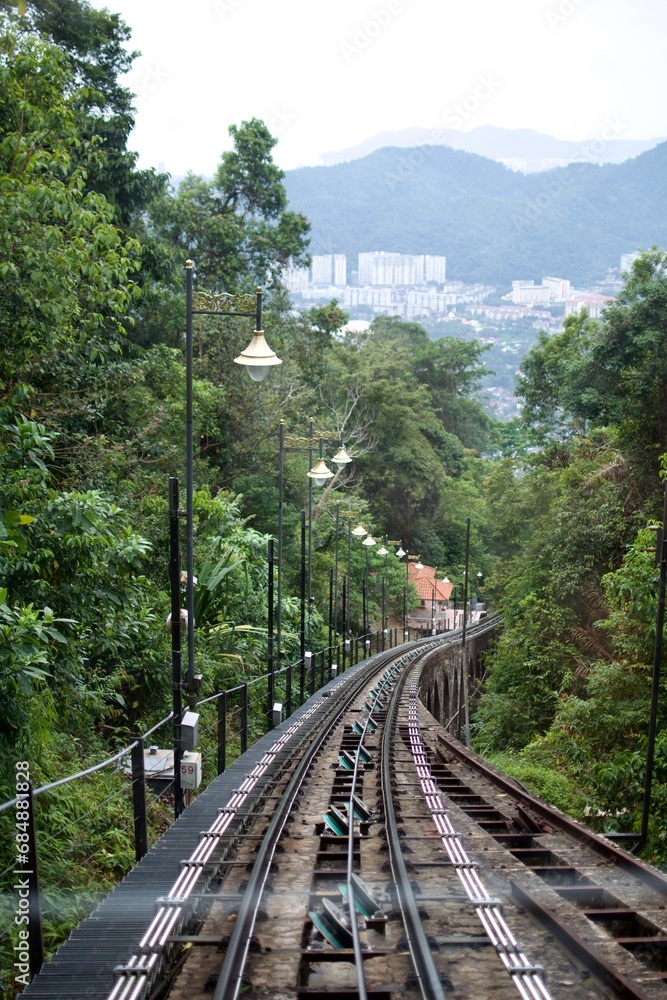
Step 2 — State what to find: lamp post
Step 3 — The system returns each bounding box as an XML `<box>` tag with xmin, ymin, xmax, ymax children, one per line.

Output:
<box><xmin>377</xmin><ymin>543</ymin><xmax>388</xmax><ymax>649</ymax></box>
<box><xmin>183</xmin><ymin>259</ymin><xmax>282</xmax><ymax>717</ymax></box>
<box><xmin>361</xmin><ymin>533</ymin><xmax>376</xmax><ymax>640</ymax></box>
<box><xmin>275</xmin><ymin>423</ymin><xmax>351</xmax><ymax>668</ymax></box>
<box><xmin>396</xmin><ymin>545</ymin><xmax>407</xmax><ymax>639</ymax></box>
<box><xmin>442</xmin><ymin>576</ymin><xmax>450</xmax><ymax>630</ymax></box>
<box><xmin>460</xmin><ymin>516</ymin><xmax>471</xmax><ymax>747</ymax></box>
<box><xmin>639</xmin><ymin>483</ymin><xmax>667</xmax><ymax>850</ymax></box>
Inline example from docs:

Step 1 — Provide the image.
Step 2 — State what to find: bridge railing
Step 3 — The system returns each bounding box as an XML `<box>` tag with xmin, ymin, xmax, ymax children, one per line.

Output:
<box><xmin>194</xmin><ymin>626</ymin><xmax>413</xmax><ymax>776</ymax></box>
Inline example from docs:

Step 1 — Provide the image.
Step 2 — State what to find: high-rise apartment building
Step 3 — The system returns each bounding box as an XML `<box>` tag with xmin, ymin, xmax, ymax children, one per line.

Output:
<box><xmin>620</xmin><ymin>252</ymin><xmax>641</xmax><ymax>273</ymax></box>
<box><xmin>333</xmin><ymin>254</ymin><xmax>347</xmax><ymax>285</ymax></box>
<box><xmin>283</xmin><ymin>265</ymin><xmax>309</xmax><ymax>293</ymax></box>
<box><xmin>542</xmin><ymin>276</ymin><xmax>571</xmax><ymax>300</ymax></box>
<box><xmin>512</xmin><ymin>277</ymin><xmax>570</xmax><ymax>305</ymax></box>
<box><xmin>311</xmin><ymin>254</ymin><xmax>333</xmax><ymax>284</ymax></box>
<box><xmin>310</xmin><ymin>253</ymin><xmax>347</xmax><ymax>286</ymax></box>
<box><xmin>424</xmin><ymin>255</ymin><xmax>447</xmax><ymax>284</ymax></box>
<box><xmin>358</xmin><ymin>251</ymin><xmax>446</xmax><ymax>287</ymax></box>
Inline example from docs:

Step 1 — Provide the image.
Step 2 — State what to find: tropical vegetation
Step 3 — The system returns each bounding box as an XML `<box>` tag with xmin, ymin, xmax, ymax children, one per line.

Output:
<box><xmin>1</xmin><ymin>1</ymin><xmax>667</xmax><ymax>994</ymax></box>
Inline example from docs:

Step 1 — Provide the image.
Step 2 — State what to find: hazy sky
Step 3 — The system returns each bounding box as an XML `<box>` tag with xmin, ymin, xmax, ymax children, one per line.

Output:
<box><xmin>90</xmin><ymin>0</ymin><xmax>667</xmax><ymax>177</ymax></box>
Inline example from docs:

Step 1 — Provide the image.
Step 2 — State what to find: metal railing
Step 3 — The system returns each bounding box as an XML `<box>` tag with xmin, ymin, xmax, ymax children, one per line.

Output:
<box><xmin>1</xmin><ymin>625</ymin><xmax>426</xmax><ymax>985</ymax></box>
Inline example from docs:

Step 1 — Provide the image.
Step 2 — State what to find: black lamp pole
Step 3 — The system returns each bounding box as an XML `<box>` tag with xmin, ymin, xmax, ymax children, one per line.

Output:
<box><xmin>460</xmin><ymin>516</ymin><xmax>471</xmax><ymax>747</ymax></box>
<box><xmin>640</xmin><ymin>482</ymin><xmax>667</xmax><ymax>849</ymax></box>
<box><xmin>184</xmin><ymin>260</ymin><xmax>270</xmax><ymax>711</ymax></box>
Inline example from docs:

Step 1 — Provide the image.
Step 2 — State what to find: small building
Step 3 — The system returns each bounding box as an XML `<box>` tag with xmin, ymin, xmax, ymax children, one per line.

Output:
<box><xmin>407</xmin><ymin>562</ymin><xmax>453</xmax><ymax>632</ymax></box>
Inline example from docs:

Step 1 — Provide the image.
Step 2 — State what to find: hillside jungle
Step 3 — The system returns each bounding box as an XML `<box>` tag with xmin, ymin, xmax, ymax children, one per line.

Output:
<box><xmin>1</xmin><ymin>3</ymin><xmax>667</xmax><ymax>987</ymax></box>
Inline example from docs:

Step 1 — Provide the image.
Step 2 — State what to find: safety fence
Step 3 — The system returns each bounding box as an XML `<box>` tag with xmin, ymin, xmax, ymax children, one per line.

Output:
<box><xmin>1</xmin><ymin>623</ymin><xmax>438</xmax><ymax>985</ymax></box>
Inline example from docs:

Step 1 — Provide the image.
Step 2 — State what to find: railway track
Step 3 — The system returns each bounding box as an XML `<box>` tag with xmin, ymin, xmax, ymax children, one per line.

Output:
<box><xmin>431</xmin><ymin>726</ymin><xmax>667</xmax><ymax>998</ymax></box>
<box><xmin>69</xmin><ymin>618</ymin><xmax>665</xmax><ymax>1000</ymax></box>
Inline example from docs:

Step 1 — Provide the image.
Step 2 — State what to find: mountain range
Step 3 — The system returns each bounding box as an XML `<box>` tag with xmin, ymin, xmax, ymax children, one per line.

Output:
<box><xmin>320</xmin><ymin>125</ymin><xmax>662</xmax><ymax>173</ymax></box>
<box><xmin>283</xmin><ymin>141</ymin><xmax>667</xmax><ymax>287</ymax></box>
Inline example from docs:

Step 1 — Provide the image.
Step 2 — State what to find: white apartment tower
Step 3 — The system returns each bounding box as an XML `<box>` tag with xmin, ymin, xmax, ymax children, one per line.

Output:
<box><xmin>425</xmin><ymin>255</ymin><xmax>447</xmax><ymax>284</ymax></box>
<box><xmin>333</xmin><ymin>254</ymin><xmax>347</xmax><ymax>285</ymax></box>
<box><xmin>358</xmin><ymin>251</ymin><xmax>446</xmax><ymax>286</ymax></box>
<box><xmin>311</xmin><ymin>254</ymin><xmax>333</xmax><ymax>284</ymax></box>
<box><xmin>311</xmin><ymin>253</ymin><xmax>347</xmax><ymax>286</ymax></box>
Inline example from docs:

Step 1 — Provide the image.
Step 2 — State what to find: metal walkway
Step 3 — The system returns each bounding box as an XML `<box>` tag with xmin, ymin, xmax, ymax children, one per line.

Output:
<box><xmin>21</xmin><ymin>663</ymin><xmax>368</xmax><ymax>1000</ymax></box>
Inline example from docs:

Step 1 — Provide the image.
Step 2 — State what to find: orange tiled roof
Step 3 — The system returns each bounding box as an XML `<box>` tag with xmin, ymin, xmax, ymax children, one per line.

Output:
<box><xmin>408</xmin><ymin>563</ymin><xmax>452</xmax><ymax>602</ymax></box>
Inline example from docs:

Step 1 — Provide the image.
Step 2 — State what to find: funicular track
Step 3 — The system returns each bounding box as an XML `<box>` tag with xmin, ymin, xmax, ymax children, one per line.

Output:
<box><xmin>423</xmin><ymin>725</ymin><xmax>667</xmax><ymax>999</ymax></box>
<box><xmin>105</xmin><ymin>618</ymin><xmax>559</xmax><ymax>1000</ymax></box>
<box><xmin>29</xmin><ymin>617</ymin><xmax>667</xmax><ymax>1000</ymax></box>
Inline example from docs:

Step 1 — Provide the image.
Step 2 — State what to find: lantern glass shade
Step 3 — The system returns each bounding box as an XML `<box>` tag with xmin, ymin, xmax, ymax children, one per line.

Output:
<box><xmin>307</xmin><ymin>459</ymin><xmax>334</xmax><ymax>486</ymax></box>
<box><xmin>362</xmin><ymin>535</ymin><xmax>376</xmax><ymax>547</ymax></box>
<box><xmin>351</xmin><ymin>523</ymin><xmax>367</xmax><ymax>537</ymax></box>
<box><xmin>377</xmin><ymin>546</ymin><xmax>388</xmax><ymax>556</ymax></box>
<box><xmin>233</xmin><ymin>331</ymin><xmax>282</xmax><ymax>381</ymax></box>
<box><xmin>442</xmin><ymin>576</ymin><xmax>450</xmax><ymax>584</ymax></box>
<box><xmin>331</xmin><ymin>445</ymin><xmax>352</xmax><ymax>466</ymax></box>
<box><xmin>396</xmin><ymin>546</ymin><xmax>406</xmax><ymax>558</ymax></box>
<box><xmin>415</xmin><ymin>560</ymin><xmax>424</xmax><ymax>570</ymax></box>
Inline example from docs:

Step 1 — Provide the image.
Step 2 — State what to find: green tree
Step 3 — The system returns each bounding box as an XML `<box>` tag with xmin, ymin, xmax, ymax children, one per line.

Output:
<box><xmin>149</xmin><ymin>118</ymin><xmax>310</xmax><ymax>294</ymax></box>
<box><xmin>517</xmin><ymin>249</ymin><xmax>667</xmax><ymax>482</ymax></box>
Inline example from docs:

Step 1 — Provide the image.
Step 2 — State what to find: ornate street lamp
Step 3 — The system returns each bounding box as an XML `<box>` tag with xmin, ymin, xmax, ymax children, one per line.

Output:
<box><xmin>307</xmin><ymin>458</ymin><xmax>334</xmax><ymax>486</ymax></box>
<box><xmin>442</xmin><ymin>576</ymin><xmax>451</xmax><ymax>630</ymax></box>
<box><xmin>377</xmin><ymin>543</ymin><xmax>388</xmax><ymax>648</ymax></box>
<box><xmin>361</xmin><ymin>534</ymin><xmax>375</xmax><ymax>639</ymax></box>
<box><xmin>276</xmin><ymin>422</ymin><xmax>352</xmax><ymax>677</ymax></box>
<box><xmin>177</xmin><ymin>260</ymin><xmax>281</xmax><ymax>811</ymax></box>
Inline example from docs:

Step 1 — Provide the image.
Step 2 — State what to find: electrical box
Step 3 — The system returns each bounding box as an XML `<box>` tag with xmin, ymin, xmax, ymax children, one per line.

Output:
<box><xmin>272</xmin><ymin>702</ymin><xmax>282</xmax><ymax>727</ymax></box>
<box><xmin>180</xmin><ymin>711</ymin><xmax>200</xmax><ymax>752</ymax></box>
<box><xmin>331</xmin><ymin>663</ymin><xmax>338</xmax><ymax>678</ymax></box>
<box><xmin>180</xmin><ymin>751</ymin><xmax>202</xmax><ymax>789</ymax></box>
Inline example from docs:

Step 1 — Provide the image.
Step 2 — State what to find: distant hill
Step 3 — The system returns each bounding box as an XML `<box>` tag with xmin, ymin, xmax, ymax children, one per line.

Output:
<box><xmin>321</xmin><ymin>125</ymin><xmax>663</xmax><ymax>172</ymax></box>
<box><xmin>284</xmin><ymin>142</ymin><xmax>667</xmax><ymax>287</ymax></box>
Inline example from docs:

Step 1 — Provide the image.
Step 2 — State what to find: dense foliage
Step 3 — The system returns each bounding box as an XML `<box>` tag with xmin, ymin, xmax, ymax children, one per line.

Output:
<box><xmin>474</xmin><ymin>250</ymin><xmax>667</xmax><ymax>862</ymax></box>
<box><xmin>2</xmin><ymin>2</ymin><xmax>667</xmax><ymax>992</ymax></box>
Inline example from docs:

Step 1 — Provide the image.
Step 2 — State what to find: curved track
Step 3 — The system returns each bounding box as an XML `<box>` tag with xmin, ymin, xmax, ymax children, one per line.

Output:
<box><xmin>35</xmin><ymin>619</ymin><xmax>667</xmax><ymax>1000</ymax></box>
<box><xmin>110</xmin><ymin>623</ymin><xmax>564</xmax><ymax>1000</ymax></box>
<box><xmin>429</xmin><ymin>726</ymin><xmax>667</xmax><ymax>998</ymax></box>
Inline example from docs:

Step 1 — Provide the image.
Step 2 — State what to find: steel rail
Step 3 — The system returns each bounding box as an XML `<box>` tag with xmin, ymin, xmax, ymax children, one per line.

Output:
<box><xmin>344</xmin><ymin>660</ymin><xmax>399</xmax><ymax>1000</ymax></box>
<box><xmin>435</xmin><ymin>729</ymin><xmax>667</xmax><ymax>899</ymax></box>
<box><xmin>510</xmin><ymin>882</ymin><xmax>655</xmax><ymax>1000</ymax></box>
<box><xmin>382</xmin><ymin>654</ymin><xmax>448</xmax><ymax>1000</ymax></box>
<box><xmin>212</xmin><ymin>645</ymin><xmax>409</xmax><ymax>1000</ymax></box>
<box><xmin>405</xmin><ymin>670</ymin><xmax>551</xmax><ymax>1000</ymax></box>
<box><xmin>107</xmin><ymin>693</ymin><xmax>333</xmax><ymax>1000</ymax></box>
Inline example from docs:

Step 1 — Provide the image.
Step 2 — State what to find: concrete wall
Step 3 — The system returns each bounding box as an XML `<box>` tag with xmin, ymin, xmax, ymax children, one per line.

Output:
<box><xmin>418</xmin><ymin>625</ymin><xmax>500</xmax><ymax>738</ymax></box>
